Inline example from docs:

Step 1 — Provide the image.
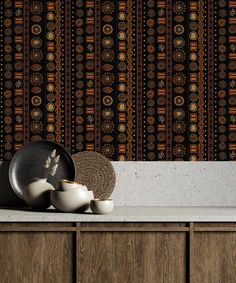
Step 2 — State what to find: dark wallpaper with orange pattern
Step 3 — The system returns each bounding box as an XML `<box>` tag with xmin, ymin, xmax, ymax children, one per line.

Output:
<box><xmin>0</xmin><ymin>0</ymin><xmax>235</xmax><ymax>160</ymax></box>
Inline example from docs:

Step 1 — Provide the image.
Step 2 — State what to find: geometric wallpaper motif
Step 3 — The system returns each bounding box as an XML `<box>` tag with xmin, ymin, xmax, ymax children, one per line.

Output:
<box><xmin>0</xmin><ymin>0</ymin><xmax>235</xmax><ymax>161</ymax></box>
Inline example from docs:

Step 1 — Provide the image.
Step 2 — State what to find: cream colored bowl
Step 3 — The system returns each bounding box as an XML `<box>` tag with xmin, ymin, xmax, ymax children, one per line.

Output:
<box><xmin>51</xmin><ymin>189</ymin><xmax>93</xmax><ymax>213</ymax></box>
<box><xmin>57</xmin><ymin>179</ymin><xmax>88</xmax><ymax>192</ymax></box>
<box><xmin>90</xmin><ymin>199</ymin><xmax>114</xmax><ymax>214</ymax></box>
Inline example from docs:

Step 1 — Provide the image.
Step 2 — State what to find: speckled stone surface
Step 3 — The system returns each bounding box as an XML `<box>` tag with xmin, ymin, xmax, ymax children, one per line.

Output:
<box><xmin>111</xmin><ymin>162</ymin><xmax>236</xmax><ymax>206</ymax></box>
<box><xmin>1</xmin><ymin>207</ymin><xmax>236</xmax><ymax>222</ymax></box>
<box><xmin>1</xmin><ymin>161</ymin><xmax>236</xmax><ymax>207</ymax></box>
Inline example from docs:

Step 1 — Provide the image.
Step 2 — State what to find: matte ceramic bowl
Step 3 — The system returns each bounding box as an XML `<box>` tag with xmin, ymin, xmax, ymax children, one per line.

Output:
<box><xmin>57</xmin><ymin>180</ymin><xmax>88</xmax><ymax>192</ymax></box>
<box><xmin>51</xmin><ymin>189</ymin><xmax>92</xmax><ymax>212</ymax></box>
<box><xmin>90</xmin><ymin>199</ymin><xmax>114</xmax><ymax>214</ymax></box>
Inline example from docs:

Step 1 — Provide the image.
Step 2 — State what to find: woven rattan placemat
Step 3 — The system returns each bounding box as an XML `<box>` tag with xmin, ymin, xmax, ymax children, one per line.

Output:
<box><xmin>72</xmin><ymin>151</ymin><xmax>116</xmax><ymax>199</ymax></box>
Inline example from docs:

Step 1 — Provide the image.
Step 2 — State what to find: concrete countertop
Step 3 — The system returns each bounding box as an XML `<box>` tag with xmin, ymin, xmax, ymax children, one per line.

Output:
<box><xmin>0</xmin><ymin>206</ymin><xmax>236</xmax><ymax>222</ymax></box>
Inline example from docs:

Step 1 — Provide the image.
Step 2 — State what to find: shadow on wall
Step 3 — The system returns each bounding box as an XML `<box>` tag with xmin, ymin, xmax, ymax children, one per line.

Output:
<box><xmin>0</xmin><ymin>161</ymin><xmax>24</xmax><ymax>206</ymax></box>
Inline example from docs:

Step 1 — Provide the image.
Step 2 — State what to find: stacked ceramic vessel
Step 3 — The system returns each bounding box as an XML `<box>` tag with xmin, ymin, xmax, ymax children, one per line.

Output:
<box><xmin>51</xmin><ymin>180</ymin><xmax>94</xmax><ymax>212</ymax></box>
<box><xmin>9</xmin><ymin>141</ymin><xmax>115</xmax><ymax>214</ymax></box>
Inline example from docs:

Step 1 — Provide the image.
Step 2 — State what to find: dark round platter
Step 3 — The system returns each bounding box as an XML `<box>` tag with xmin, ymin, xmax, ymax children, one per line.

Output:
<box><xmin>9</xmin><ymin>141</ymin><xmax>75</xmax><ymax>199</ymax></box>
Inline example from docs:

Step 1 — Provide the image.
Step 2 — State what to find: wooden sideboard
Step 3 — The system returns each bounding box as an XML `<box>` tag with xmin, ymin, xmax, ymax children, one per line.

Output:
<box><xmin>0</xmin><ymin>222</ymin><xmax>236</xmax><ymax>283</ymax></box>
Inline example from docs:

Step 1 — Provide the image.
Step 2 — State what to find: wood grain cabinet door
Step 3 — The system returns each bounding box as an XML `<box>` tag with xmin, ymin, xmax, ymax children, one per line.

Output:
<box><xmin>0</xmin><ymin>224</ymin><xmax>74</xmax><ymax>283</ymax></box>
<box><xmin>193</xmin><ymin>224</ymin><xmax>236</xmax><ymax>283</ymax></box>
<box><xmin>78</xmin><ymin>223</ymin><xmax>187</xmax><ymax>283</ymax></box>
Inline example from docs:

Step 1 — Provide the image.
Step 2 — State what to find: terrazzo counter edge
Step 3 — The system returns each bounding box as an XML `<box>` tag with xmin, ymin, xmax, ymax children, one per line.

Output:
<box><xmin>0</xmin><ymin>206</ymin><xmax>236</xmax><ymax>222</ymax></box>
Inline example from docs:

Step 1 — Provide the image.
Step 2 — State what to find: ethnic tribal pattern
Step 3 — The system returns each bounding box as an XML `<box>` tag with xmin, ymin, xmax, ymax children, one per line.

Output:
<box><xmin>0</xmin><ymin>0</ymin><xmax>235</xmax><ymax>161</ymax></box>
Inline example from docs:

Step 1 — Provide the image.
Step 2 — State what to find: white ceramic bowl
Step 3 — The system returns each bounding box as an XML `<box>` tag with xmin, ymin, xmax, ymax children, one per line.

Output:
<box><xmin>51</xmin><ymin>189</ymin><xmax>92</xmax><ymax>212</ymax></box>
<box><xmin>57</xmin><ymin>180</ymin><xmax>88</xmax><ymax>192</ymax></box>
<box><xmin>90</xmin><ymin>199</ymin><xmax>114</xmax><ymax>214</ymax></box>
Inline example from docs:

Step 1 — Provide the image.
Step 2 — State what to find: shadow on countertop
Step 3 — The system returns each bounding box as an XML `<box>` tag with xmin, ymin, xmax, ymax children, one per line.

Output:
<box><xmin>0</xmin><ymin>206</ymin><xmax>94</xmax><ymax>215</ymax></box>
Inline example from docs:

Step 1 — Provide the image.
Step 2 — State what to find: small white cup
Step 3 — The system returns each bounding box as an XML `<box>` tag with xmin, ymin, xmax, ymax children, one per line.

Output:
<box><xmin>90</xmin><ymin>199</ymin><xmax>114</xmax><ymax>214</ymax></box>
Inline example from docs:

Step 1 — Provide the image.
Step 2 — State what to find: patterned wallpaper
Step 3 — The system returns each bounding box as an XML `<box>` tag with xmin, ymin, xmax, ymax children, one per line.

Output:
<box><xmin>0</xmin><ymin>0</ymin><xmax>235</xmax><ymax>161</ymax></box>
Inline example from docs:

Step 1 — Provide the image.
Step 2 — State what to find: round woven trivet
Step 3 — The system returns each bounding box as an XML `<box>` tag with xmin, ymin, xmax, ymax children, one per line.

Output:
<box><xmin>72</xmin><ymin>151</ymin><xmax>116</xmax><ymax>199</ymax></box>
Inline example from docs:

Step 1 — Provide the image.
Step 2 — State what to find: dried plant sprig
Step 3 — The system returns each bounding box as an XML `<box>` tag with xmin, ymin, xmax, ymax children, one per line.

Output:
<box><xmin>50</xmin><ymin>164</ymin><xmax>58</xmax><ymax>176</ymax></box>
<box><xmin>54</xmin><ymin>155</ymin><xmax>60</xmax><ymax>164</ymax></box>
<box><xmin>43</xmin><ymin>149</ymin><xmax>60</xmax><ymax>179</ymax></box>
<box><xmin>49</xmin><ymin>154</ymin><xmax>60</xmax><ymax>176</ymax></box>
<box><xmin>50</xmin><ymin>149</ymin><xmax>57</xmax><ymax>158</ymax></box>
<box><xmin>44</xmin><ymin>156</ymin><xmax>51</xmax><ymax>169</ymax></box>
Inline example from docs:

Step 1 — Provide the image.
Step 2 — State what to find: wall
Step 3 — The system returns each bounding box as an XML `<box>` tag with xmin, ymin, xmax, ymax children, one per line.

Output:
<box><xmin>111</xmin><ymin>162</ymin><xmax>236</xmax><ymax>206</ymax></box>
<box><xmin>0</xmin><ymin>0</ymin><xmax>235</xmax><ymax>161</ymax></box>
<box><xmin>0</xmin><ymin>1</ymin><xmax>235</xmax><ymax>208</ymax></box>
<box><xmin>0</xmin><ymin>161</ymin><xmax>235</xmax><ymax>207</ymax></box>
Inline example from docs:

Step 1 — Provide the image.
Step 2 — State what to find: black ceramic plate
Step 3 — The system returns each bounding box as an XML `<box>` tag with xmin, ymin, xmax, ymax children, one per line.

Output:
<box><xmin>9</xmin><ymin>141</ymin><xmax>75</xmax><ymax>199</ymax></box>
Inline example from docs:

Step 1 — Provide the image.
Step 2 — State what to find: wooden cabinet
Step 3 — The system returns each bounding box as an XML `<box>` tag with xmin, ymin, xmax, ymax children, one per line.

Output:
<box><xmin>0</xmin><ymin>224</ymin><xmax>75</xmax><ymax>283</ymax></box>
<box><xmin>192</xmin><ymin>223</ymin><xmax>236</xmax><ymax>283</ymax></box>
<box><xmin>0</xmin><ymin>222</ymin><xmax>236</xmax><ymax>283</ymax></box>
<box><xmin>78</xmin><ymin>223</ymin><xmax>187</xmax><ymax>283</ymax></box>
